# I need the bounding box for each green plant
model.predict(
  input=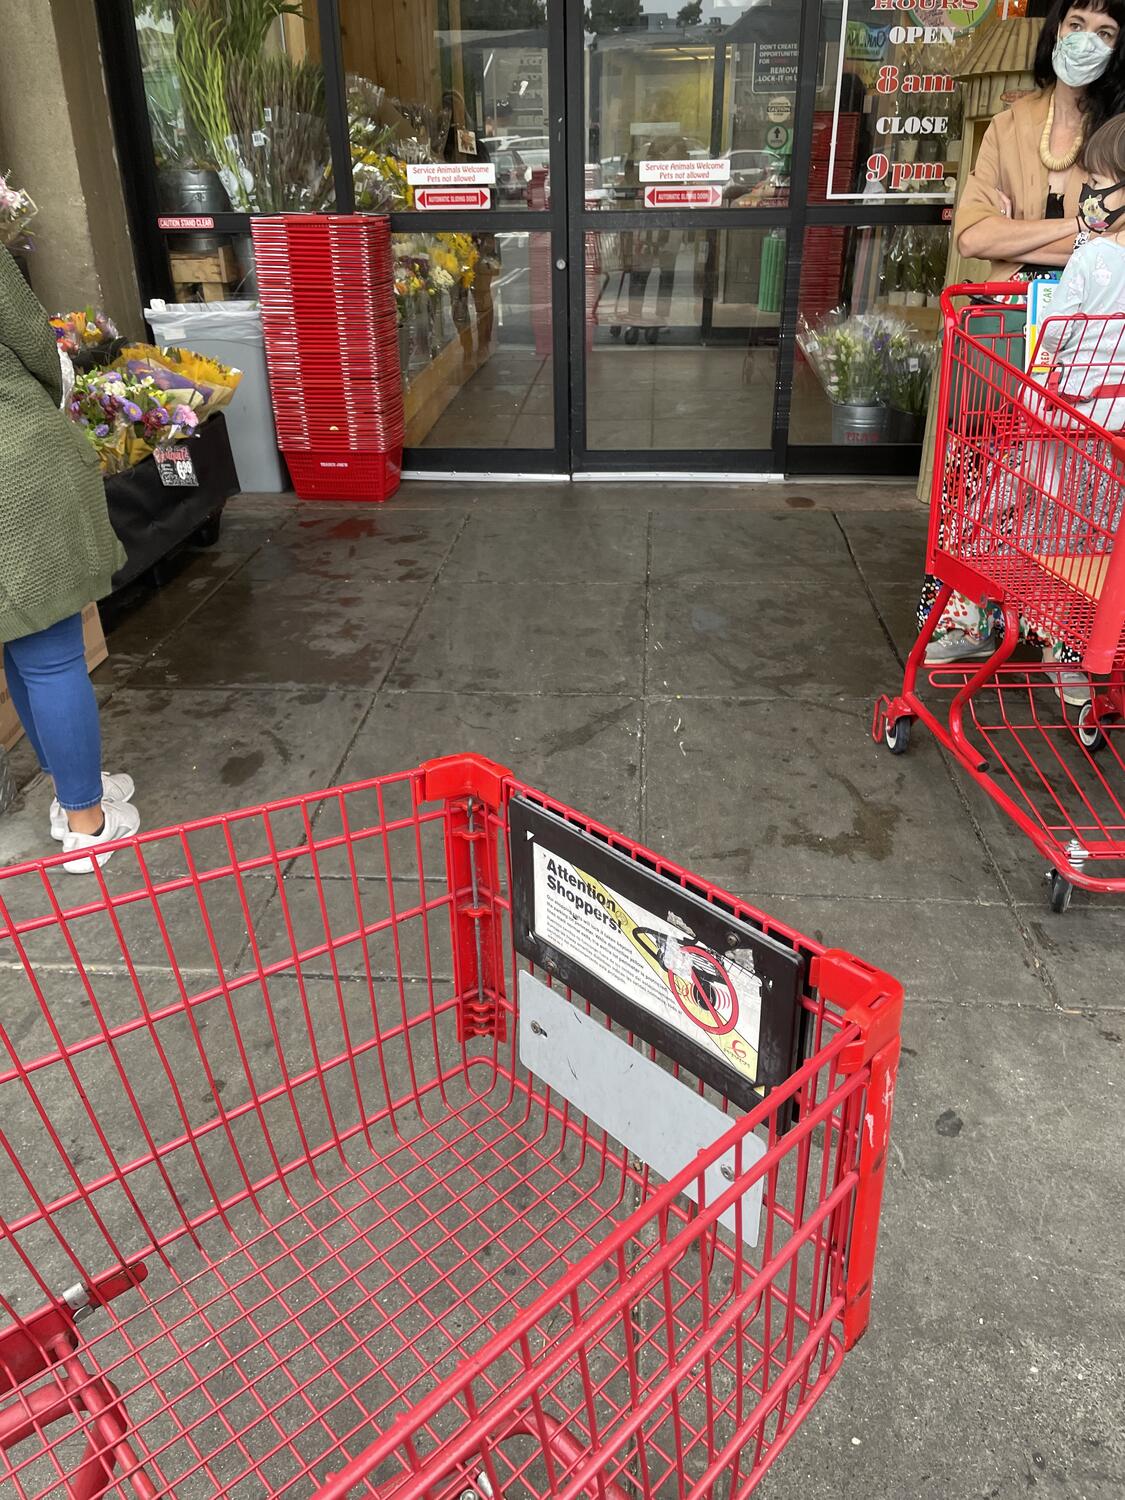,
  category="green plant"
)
[168,0,332,212]
[887,341,937,415]
[175,4,245,197]
[225,51,332,212]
